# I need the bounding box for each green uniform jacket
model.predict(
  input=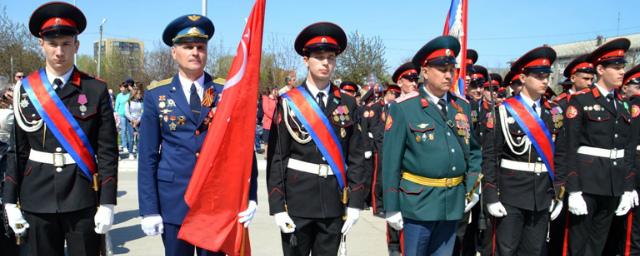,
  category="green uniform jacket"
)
[382,86,481,221]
